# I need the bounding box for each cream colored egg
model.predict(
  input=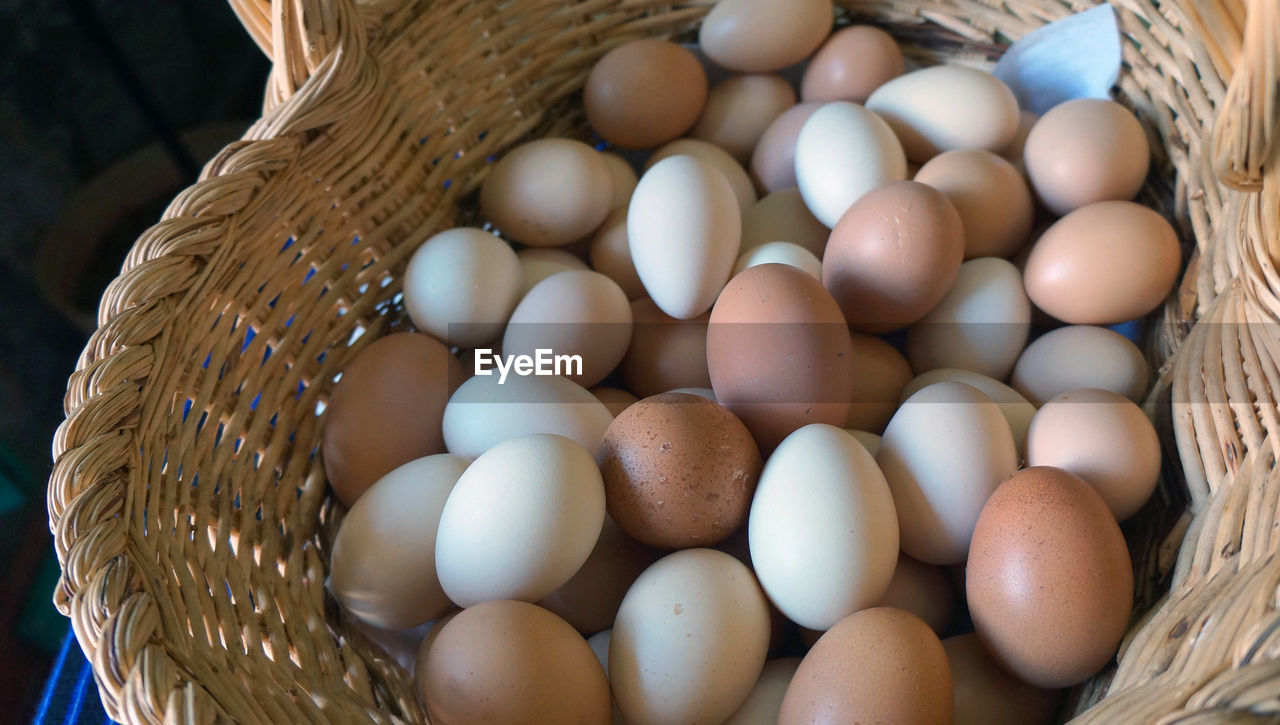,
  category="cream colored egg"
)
[733,241,822,279]
[866,66,1020,163]
[645,138,758,213]
[740,189,831,257]
[1012,325,1148,406]
[877,382,1019,564]
[517,248,590,297]
[725,658,802,725]
[795,101,907,227]
[442,373,612,458]
[749,424,899,629]
[403,228,522,347]
[435,434,605,606]
[901,368,1037,455]
[628,155,742,319]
